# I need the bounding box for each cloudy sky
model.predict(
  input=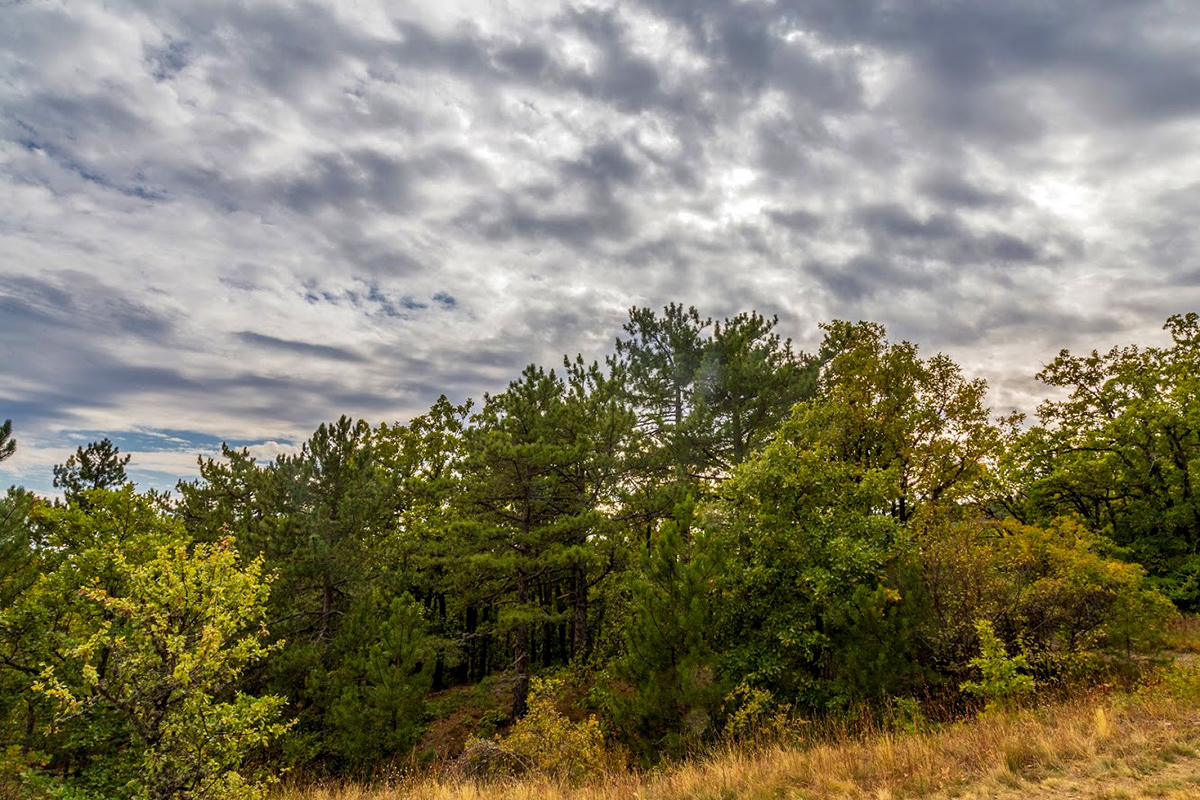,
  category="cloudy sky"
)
[2,0,1199,494]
